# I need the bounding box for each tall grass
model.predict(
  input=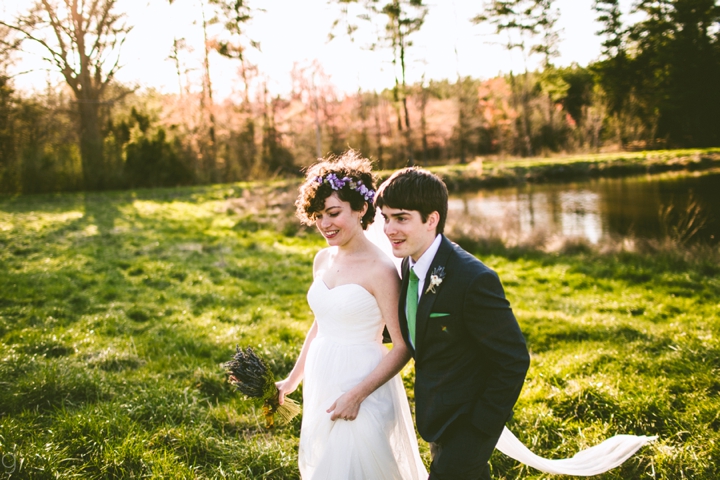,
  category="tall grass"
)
[0,181,718,478]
